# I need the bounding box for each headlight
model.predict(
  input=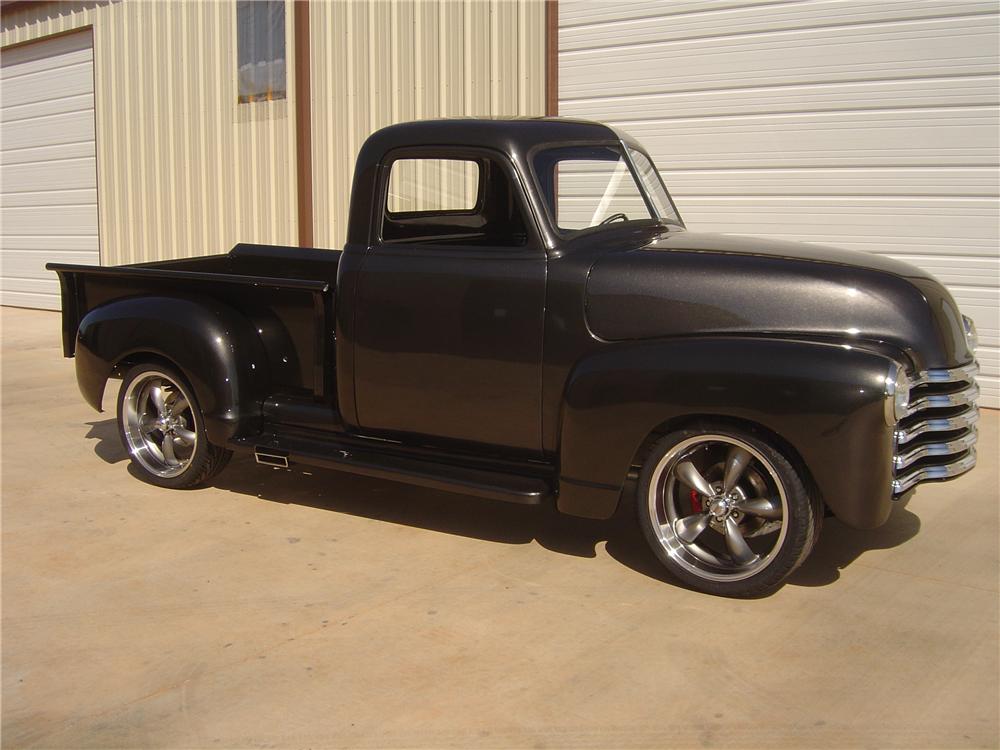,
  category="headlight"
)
[884,361,911,425]
[963,315,978,353]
